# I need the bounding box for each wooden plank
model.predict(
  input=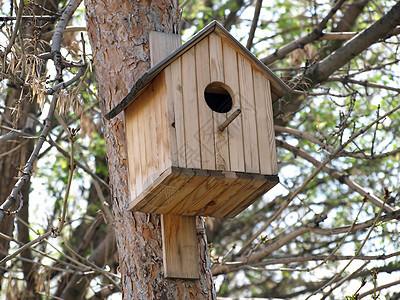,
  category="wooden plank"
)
[170,57,186,168]
[195,37,216,170]
[136,168,188,213]
[225,178,278,218]
[185,174,238,216]
[200,176,248,216]
[213,101,231,170]
[138,90,151,196]
[125,104,140,200]
[147,169,196,214]
[210,176,254,218]
[164,169,210,215]
[149,31,181,66]
[262,74,278,174]
[173,174,224,215]
[149,32,181,169]
[153,72,168,173]
[128,167,175,211]
[253,71,277,174]
[223,41,245,172]
[164,66,178,166]
[253,70,272,174]
[209,33,230,170]
[143,82,157,190]
[132,93,147,197]
[210,174,264,218]
[181,48,201,169]
[238,54,260,173]
[209,33,224,82]
[161,215,199,279]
